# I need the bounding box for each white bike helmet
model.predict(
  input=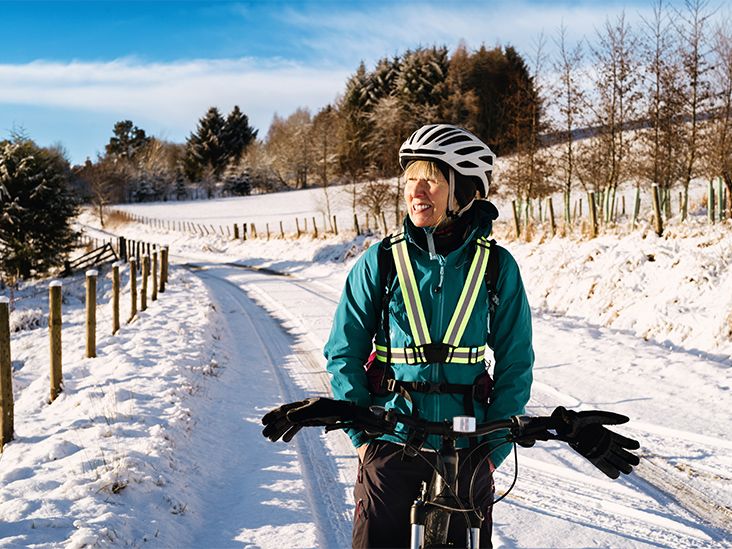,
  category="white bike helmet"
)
[399,124,495,218]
